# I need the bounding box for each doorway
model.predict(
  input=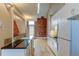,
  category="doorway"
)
[28,21,35,42]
